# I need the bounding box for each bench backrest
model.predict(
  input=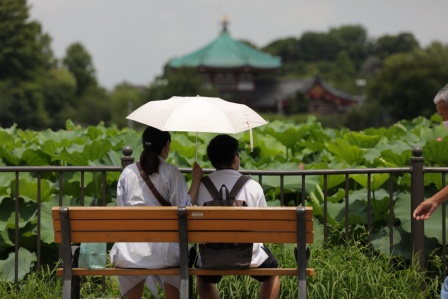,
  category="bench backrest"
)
[52,206,313,245]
